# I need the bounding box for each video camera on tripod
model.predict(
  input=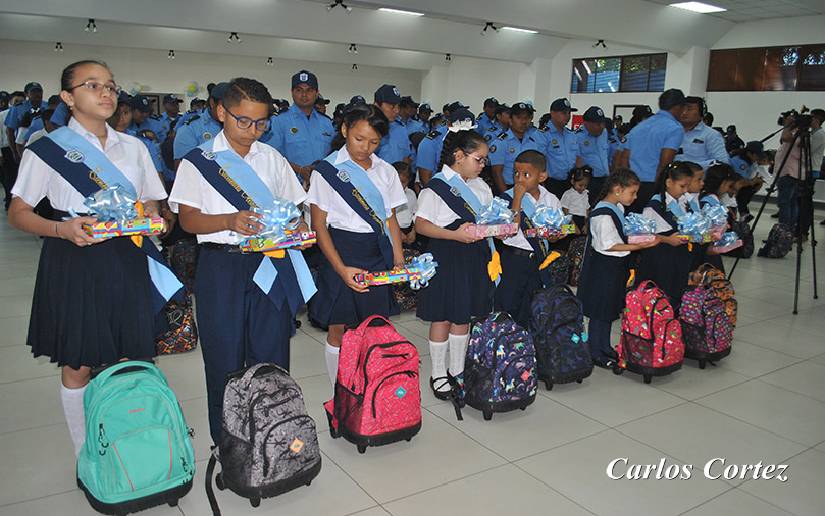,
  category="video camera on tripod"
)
[777,105,812,130]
